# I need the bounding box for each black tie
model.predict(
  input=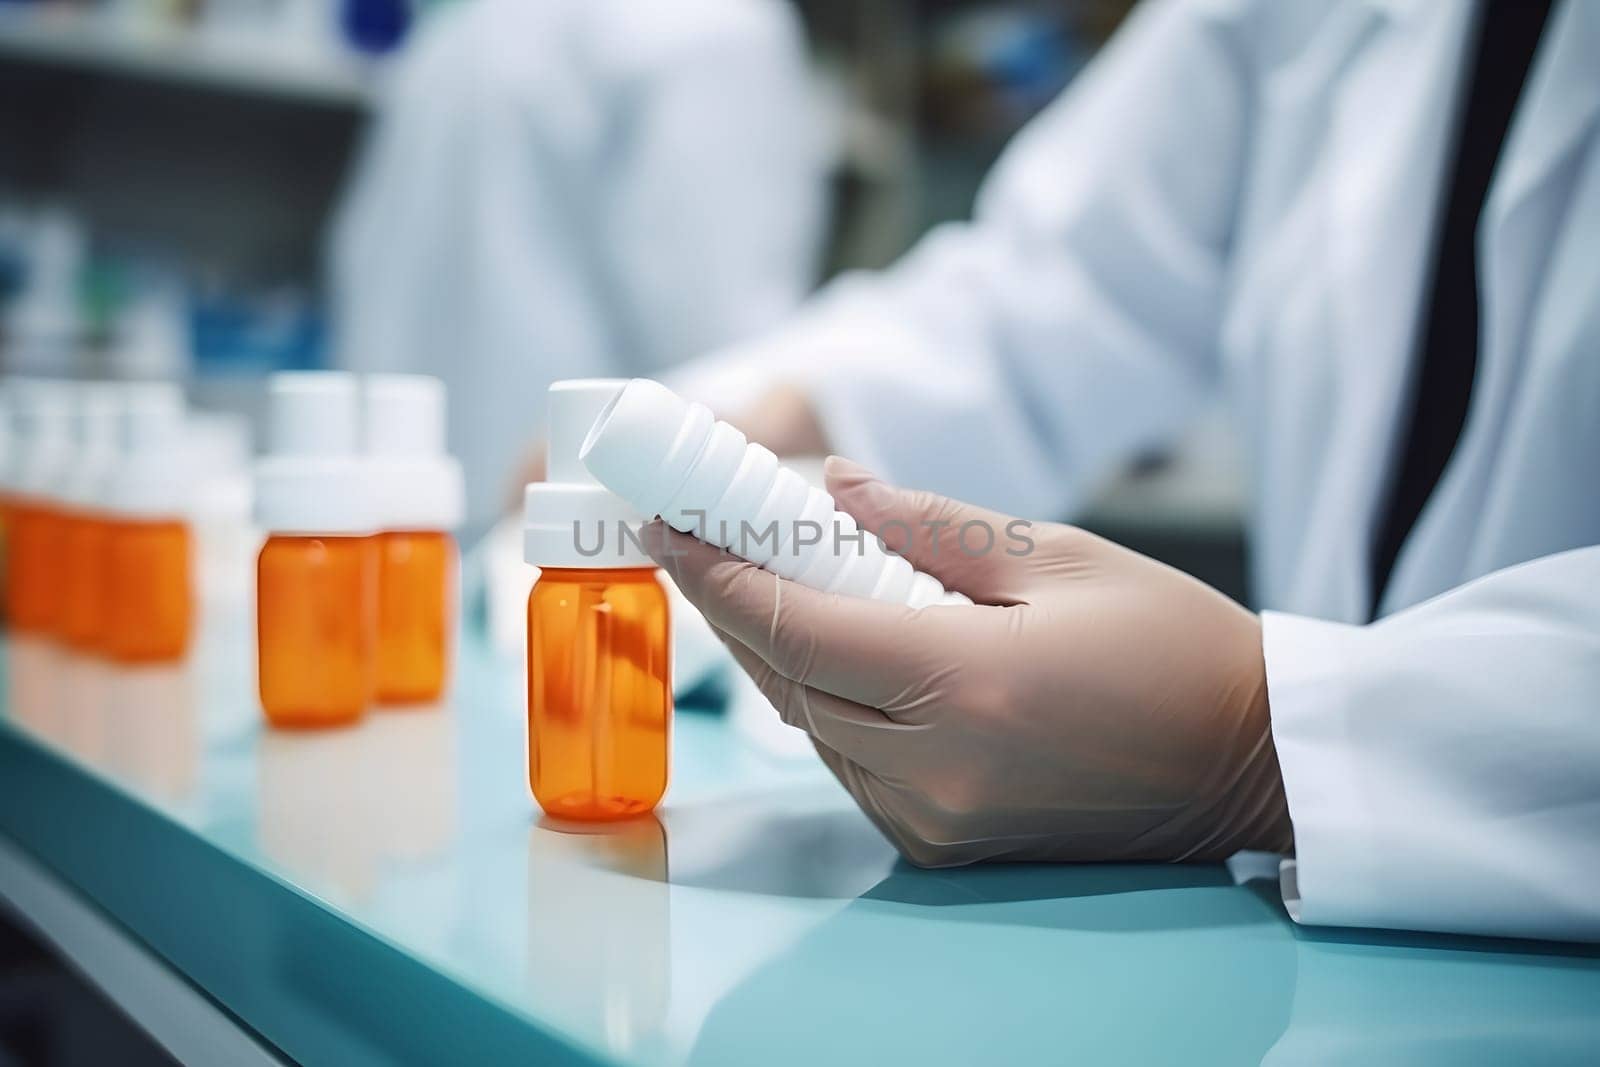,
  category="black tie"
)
[1368,0,1554,617]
